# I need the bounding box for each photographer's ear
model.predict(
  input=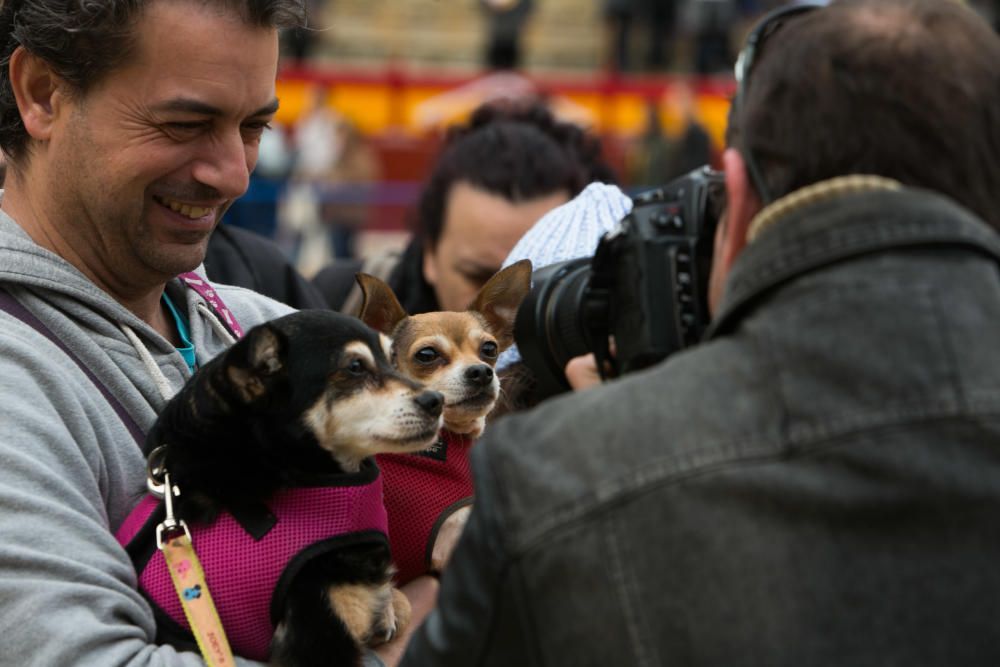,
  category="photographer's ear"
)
[709,148,761,313]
